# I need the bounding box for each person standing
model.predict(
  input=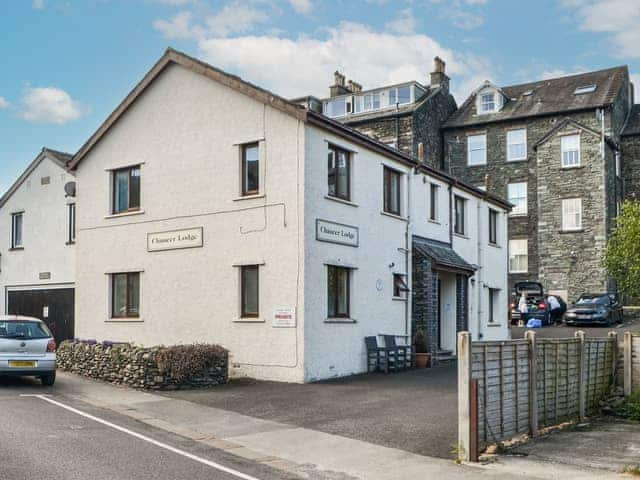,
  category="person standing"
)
[547,294,562,325]
[518,292,528,327]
